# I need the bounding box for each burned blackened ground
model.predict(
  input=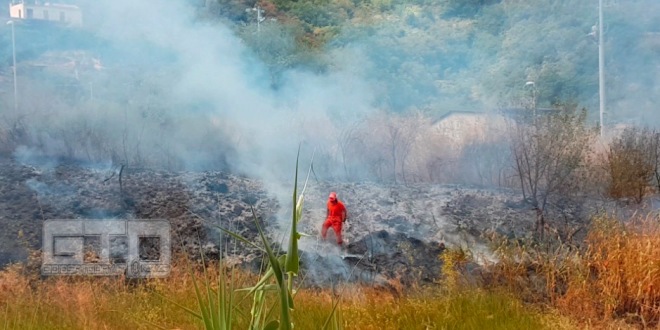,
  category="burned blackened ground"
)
[347,230,446,285]
[0,160,43,266]
[0,156,615,285]
[290,183,537,286]
[0,158,276,268]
